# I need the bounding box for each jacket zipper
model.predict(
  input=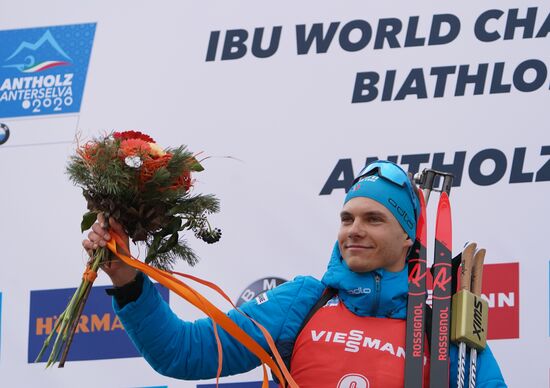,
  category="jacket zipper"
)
[371,272,381,315]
